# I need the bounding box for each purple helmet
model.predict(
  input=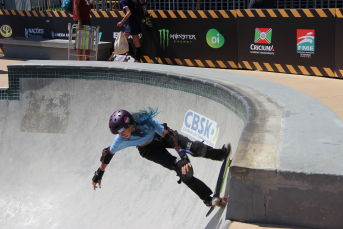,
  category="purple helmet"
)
[109,109,134,134]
